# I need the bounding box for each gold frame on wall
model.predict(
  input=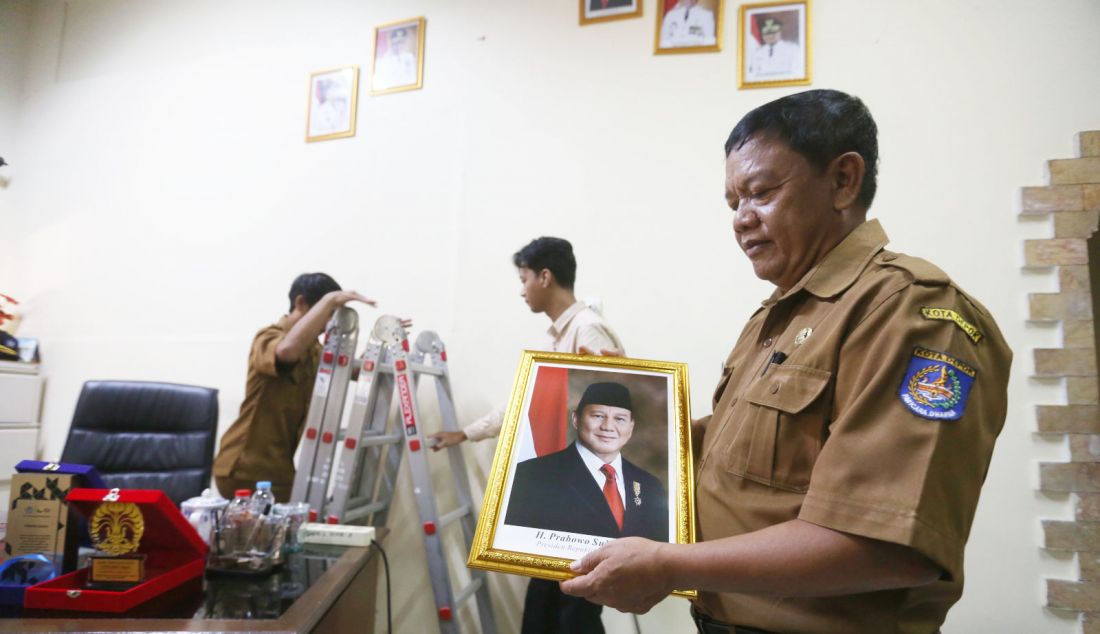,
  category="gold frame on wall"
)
[467,350,696,598]
[370,17,426,96]
[653,0,724,55]
[305,66,359,143]
[579,0,643,25]
[737,0,812,89]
